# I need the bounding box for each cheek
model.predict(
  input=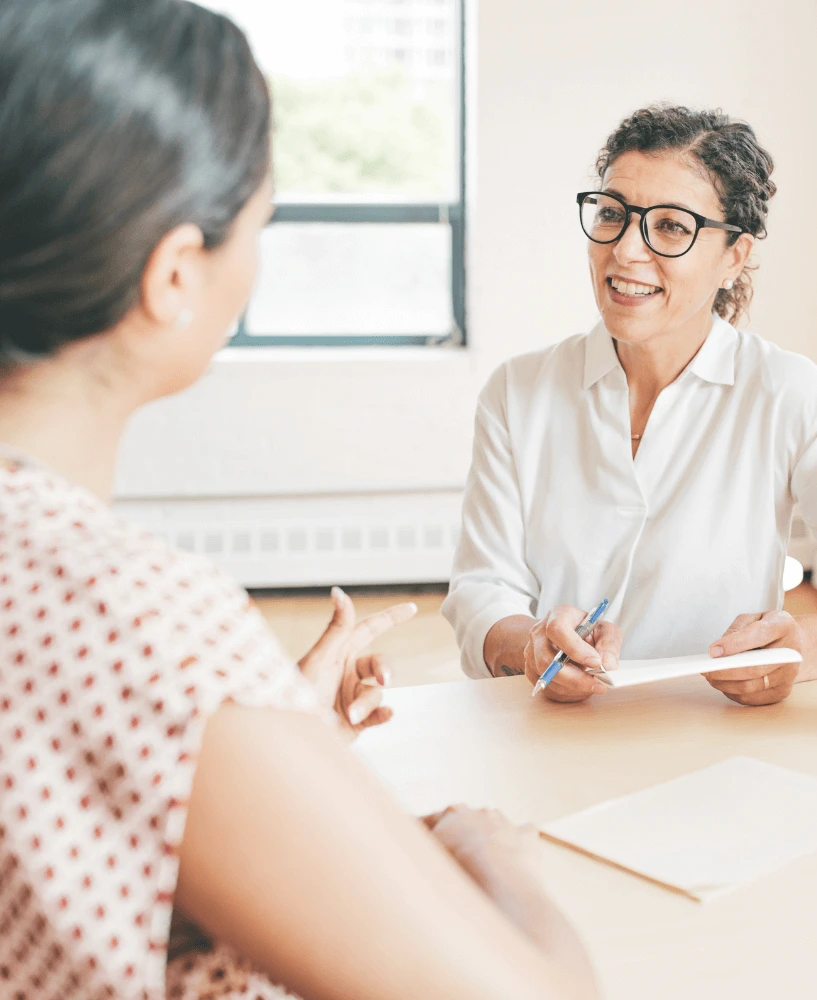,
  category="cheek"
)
[223,235,262,314]
[587,244,609,283]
